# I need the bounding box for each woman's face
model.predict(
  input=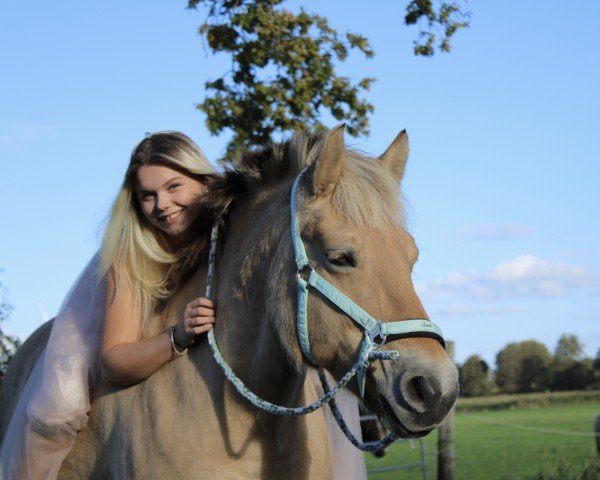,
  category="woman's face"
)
[135,164,207,242]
